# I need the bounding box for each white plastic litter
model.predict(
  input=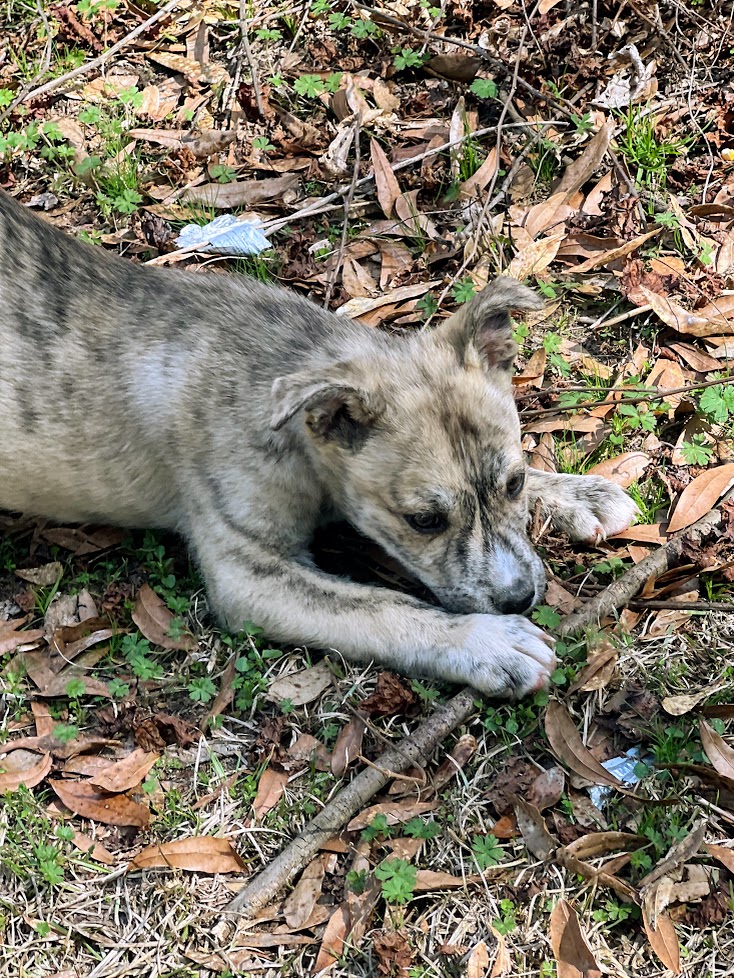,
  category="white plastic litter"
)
[588,746,646,810]
[176,214,270,256]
